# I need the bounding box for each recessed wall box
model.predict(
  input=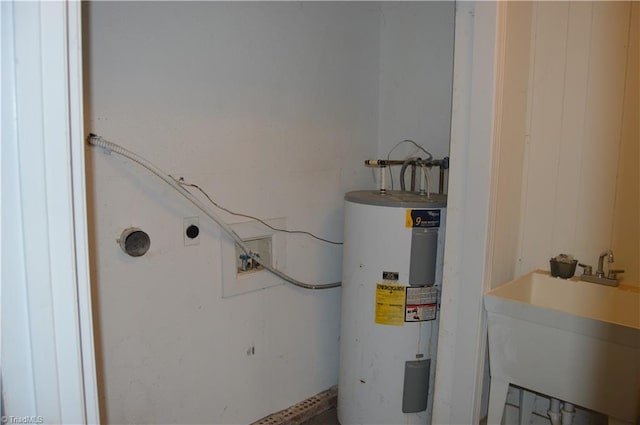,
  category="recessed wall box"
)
[221,218,285,298]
